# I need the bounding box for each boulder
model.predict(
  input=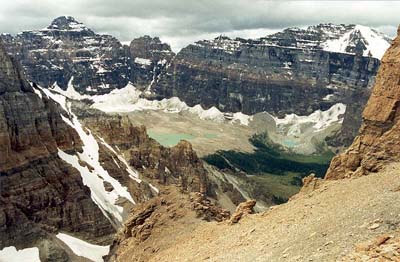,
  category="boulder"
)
[229,199,256,224]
